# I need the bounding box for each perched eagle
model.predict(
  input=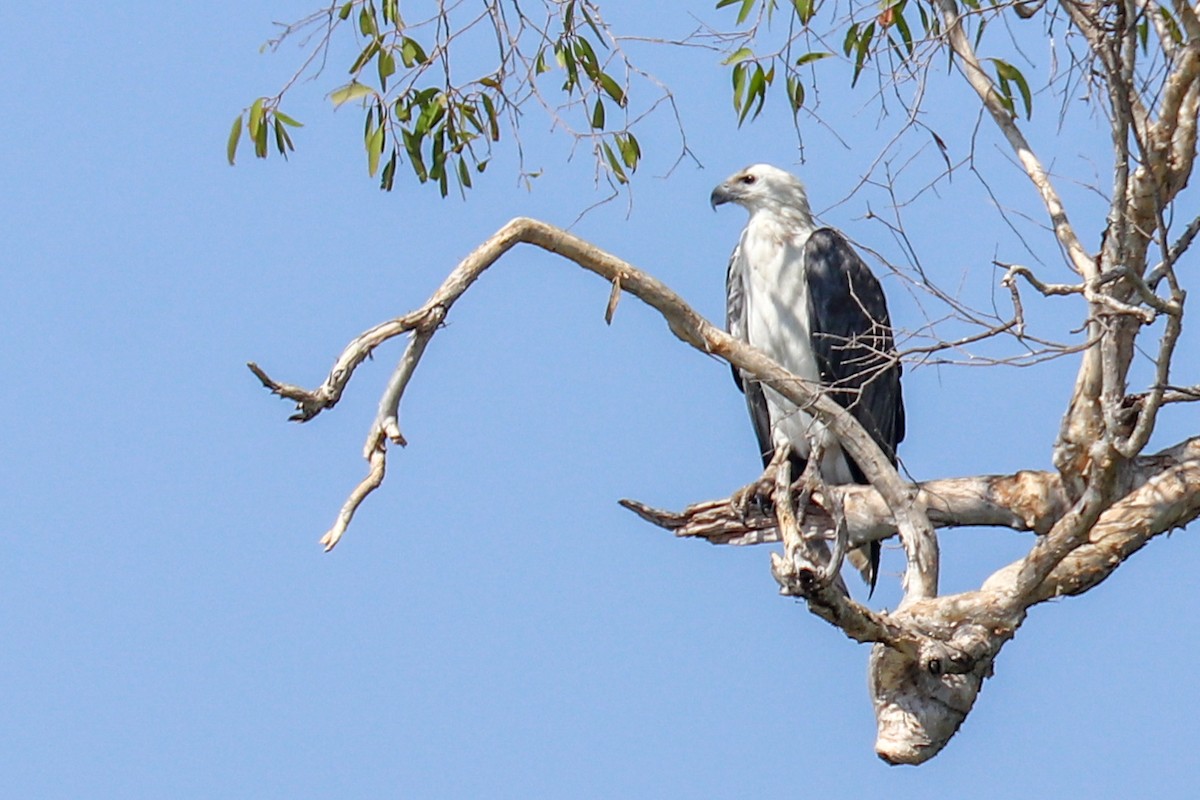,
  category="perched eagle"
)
[711,164,905,594]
